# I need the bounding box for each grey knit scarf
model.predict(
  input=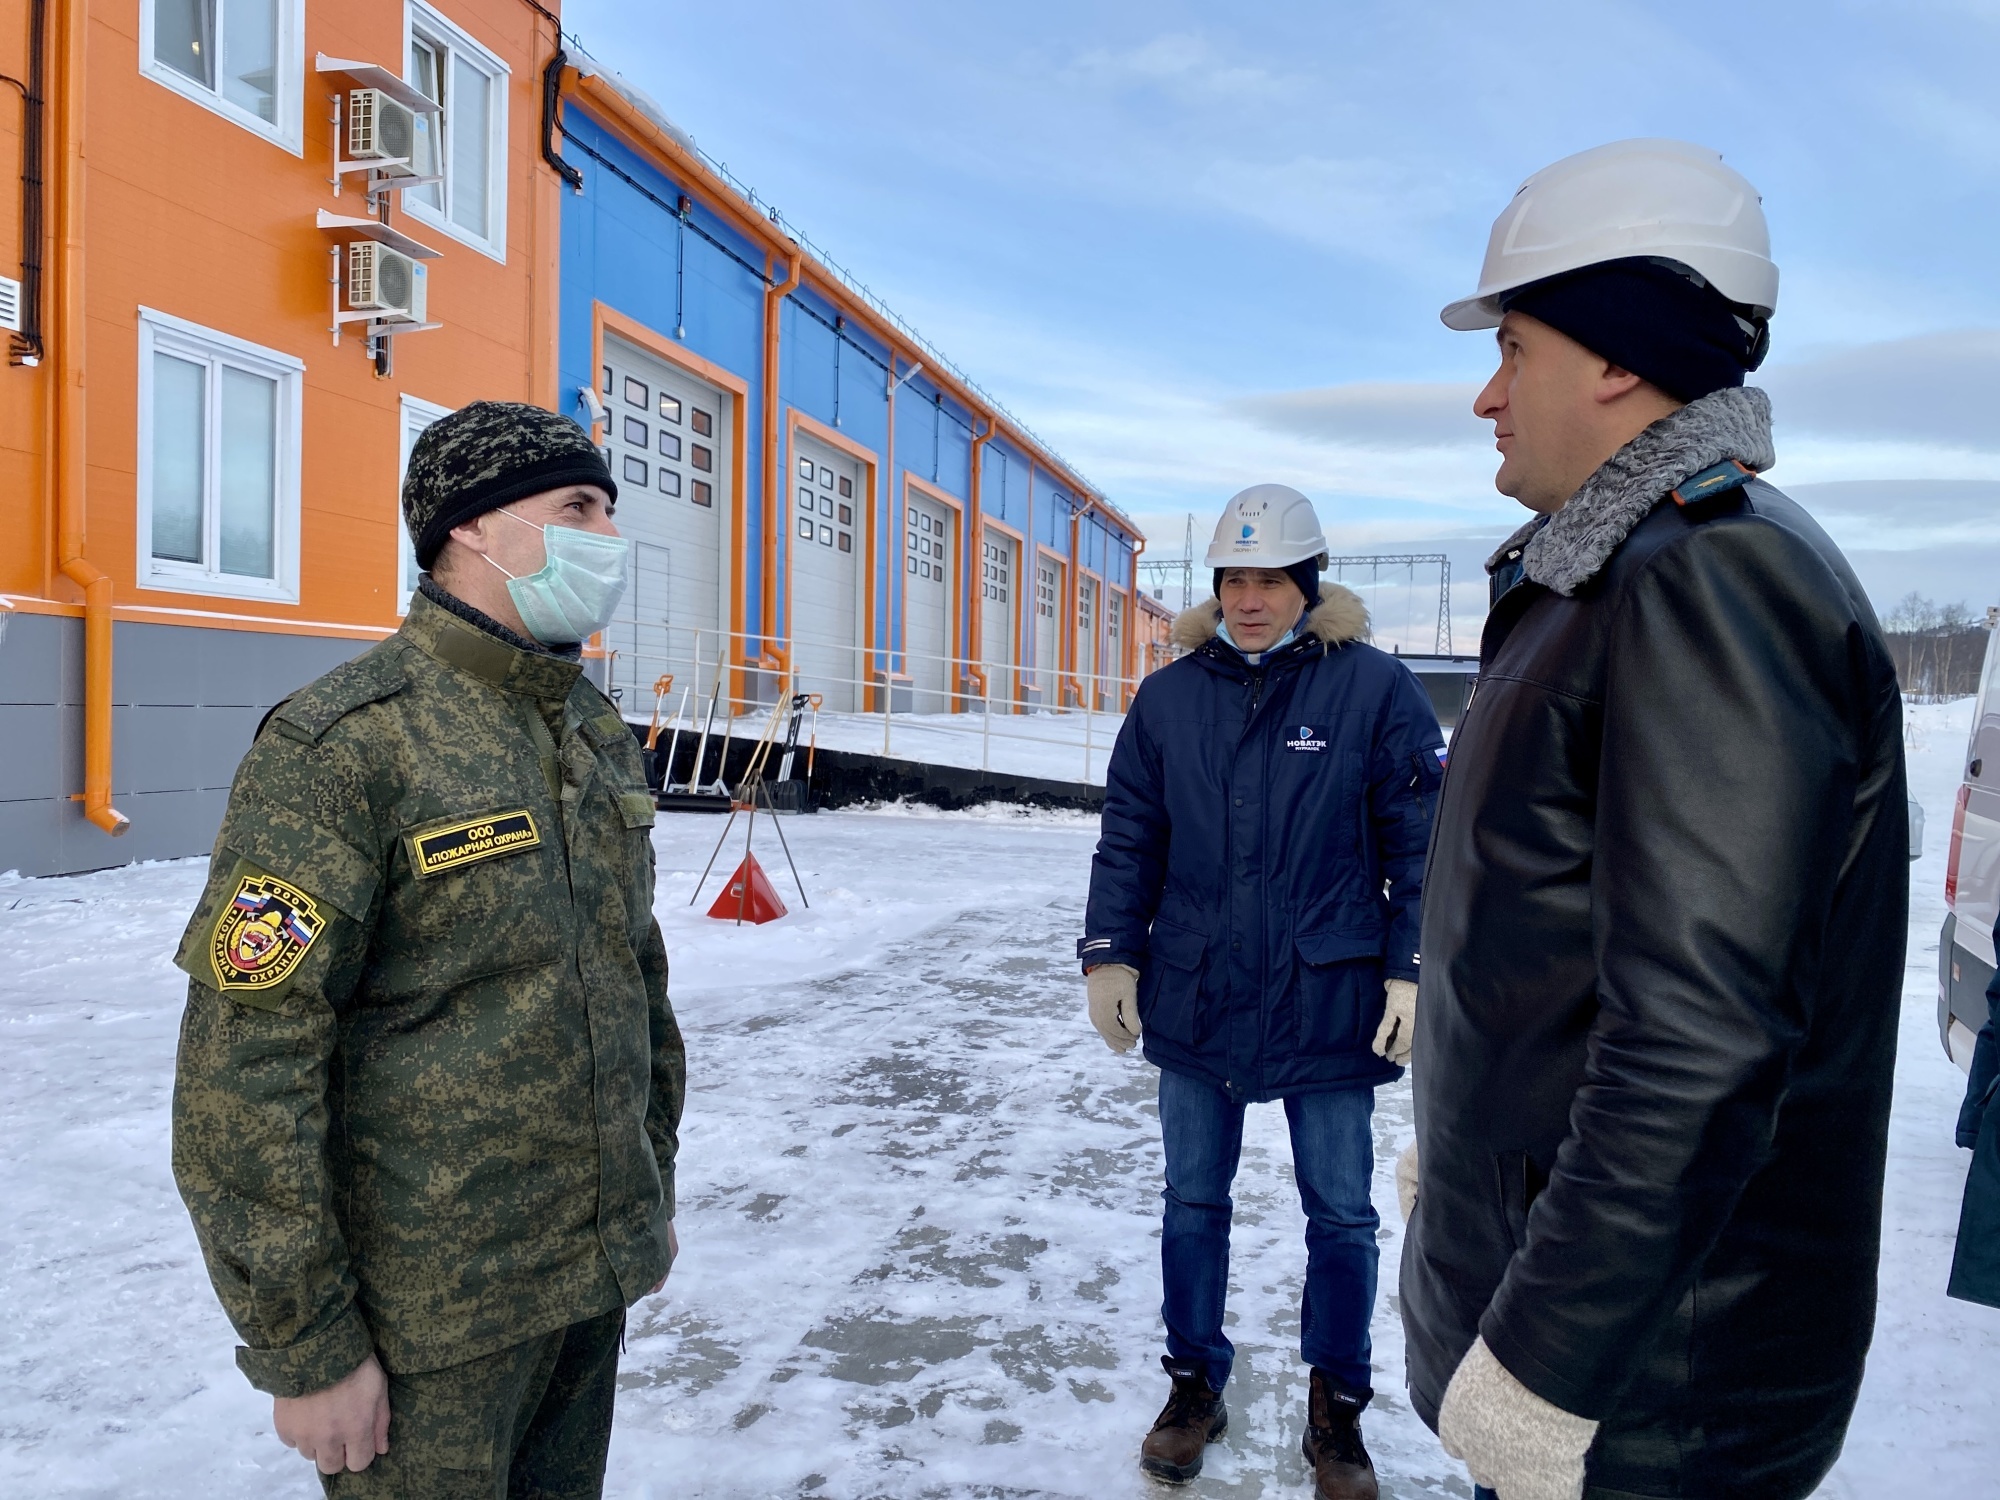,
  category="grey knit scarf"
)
[1485,385,1776,597]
